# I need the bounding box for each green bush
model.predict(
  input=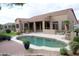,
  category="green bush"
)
[16,32,21,35]
[70,41,79,54]
[23,40,30,49]
[6,29,11,33]
[60,48,68,55]
[0,33,11,42]
[73,36,79,43]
